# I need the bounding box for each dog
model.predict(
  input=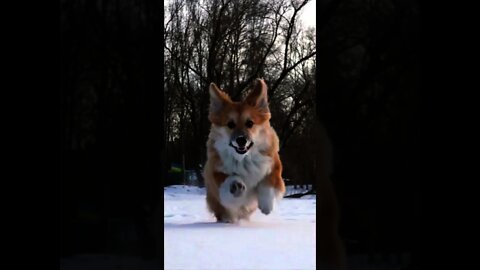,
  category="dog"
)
[203,79,285,223]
